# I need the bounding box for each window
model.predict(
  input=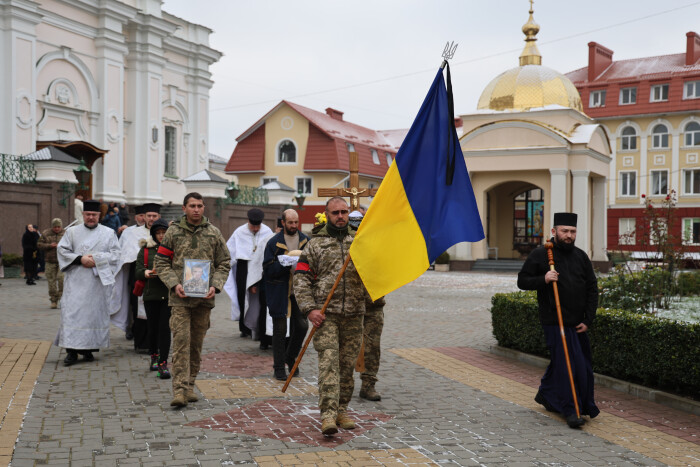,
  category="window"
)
[385,153,393,166]
[261,176,278,186]
[619,87,637,105]
[684,80,700,99]
[277,140,296,163]
[650,84,669,102]
[164,125,177,176]
[684,121,700,147]
[650,170,668,195]
[651,124,669,149]
[295,177,312,195]
[371,149,380,165]
[684,168,700,195]
[683,218,700,244]
[650,218,667,245]
[589,90,606,107]
[620,126,637,151]
[618,218,636,245]
[619,171,637,196]
[346,143,355,153]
